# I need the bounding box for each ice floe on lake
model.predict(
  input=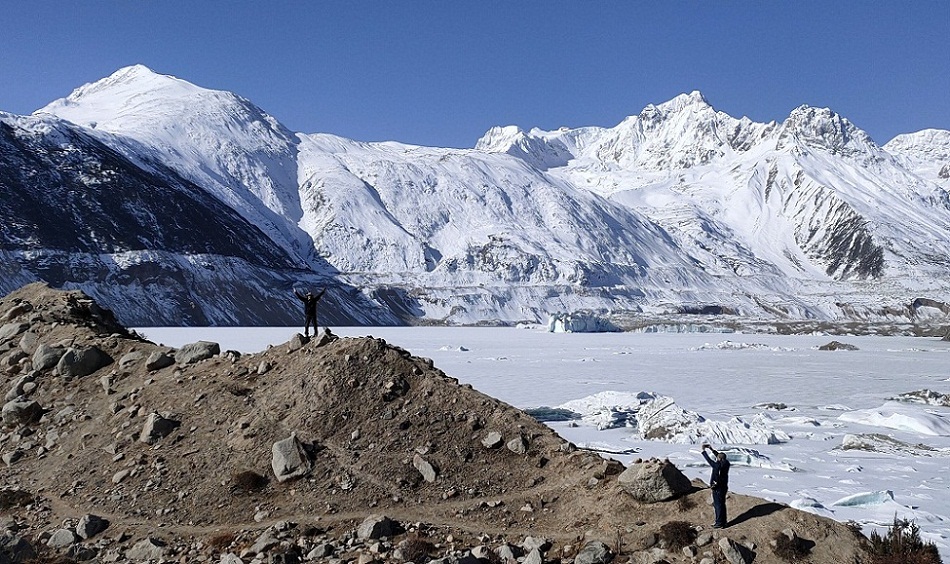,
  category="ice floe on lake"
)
[837,402,950,436]
[546,391,790,444]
